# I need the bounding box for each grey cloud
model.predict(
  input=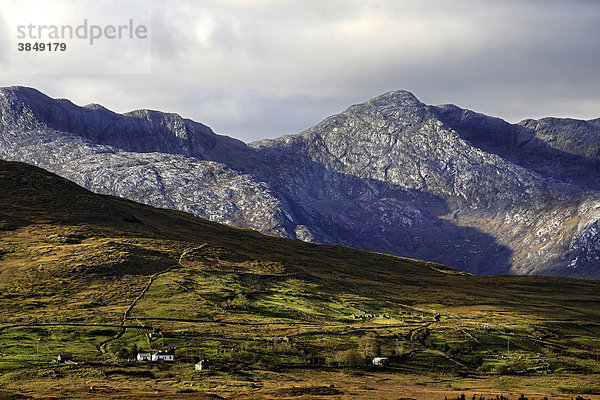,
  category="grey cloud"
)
[0,11,10,65]
[1,0,598,142]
